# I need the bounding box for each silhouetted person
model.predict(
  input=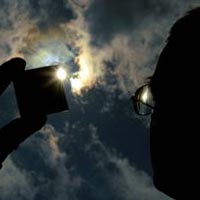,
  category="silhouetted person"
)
[132,8,200,199]
[0,58,47,169]
[149,8,200,199]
